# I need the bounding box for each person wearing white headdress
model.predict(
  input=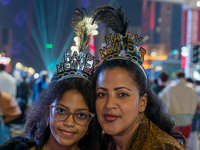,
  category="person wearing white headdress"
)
[33,70,48,100]
[0,64,16,98]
